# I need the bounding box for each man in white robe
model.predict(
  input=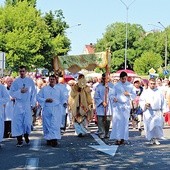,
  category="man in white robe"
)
[56,77,69,132]
[139,78,167,145]
[0,84,10,146]
[94,73,114,139]
[4,77,14,138]
[37,75,63,147]
[10,66,36,147]
[109,71,136,145]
